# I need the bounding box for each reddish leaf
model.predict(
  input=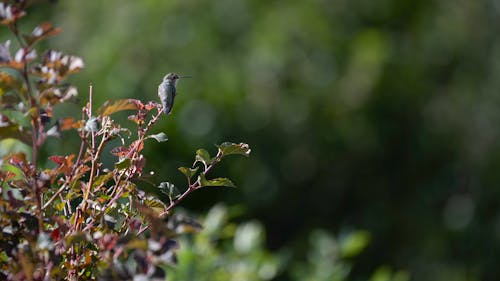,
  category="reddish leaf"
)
[72,119,84,129]
[111,146,130,157]
[131,139,144,153]
[49,155,65,165]
[145,101,159,111]
[127,114,141,124]
[50,228,61,241]
[98,99,141,116]
[23,22,62,46]
[58,117,75,131]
